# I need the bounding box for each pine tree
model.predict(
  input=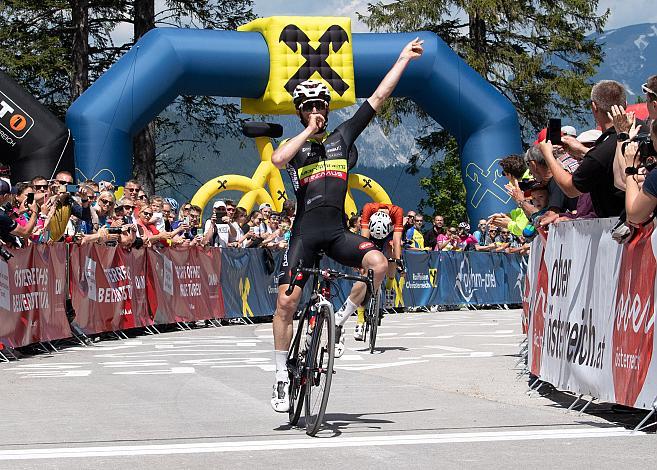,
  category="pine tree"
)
[359,0,608,216]
[0,1,255,194]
